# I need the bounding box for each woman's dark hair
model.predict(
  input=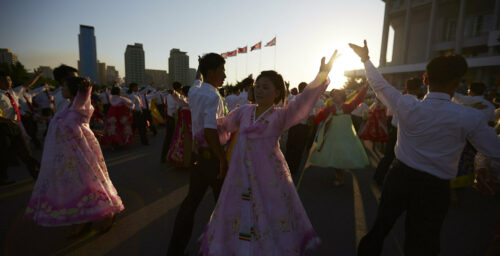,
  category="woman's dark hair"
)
[53,64,78,84]
[172,81,182,90]
[331,89,347,102]
[248,86,255,103]
[64,76,90,97]
[181,86,190,97]
[111,86,121,95]
[405,77,422,91]
[469,82,486,96]
[426,55,467,90]
[256,70,286,105]
[199,53,225,78]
